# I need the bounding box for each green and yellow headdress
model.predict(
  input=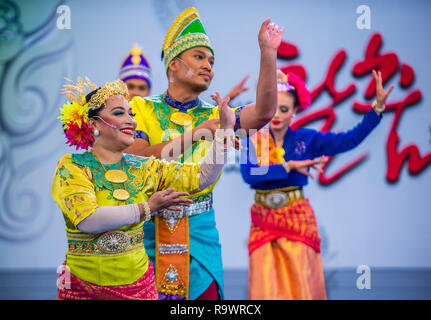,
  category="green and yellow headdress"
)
[162,7,214,71]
